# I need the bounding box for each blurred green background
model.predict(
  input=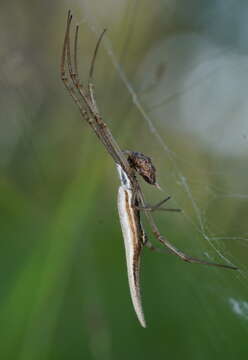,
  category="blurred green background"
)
[1,1,248,359]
